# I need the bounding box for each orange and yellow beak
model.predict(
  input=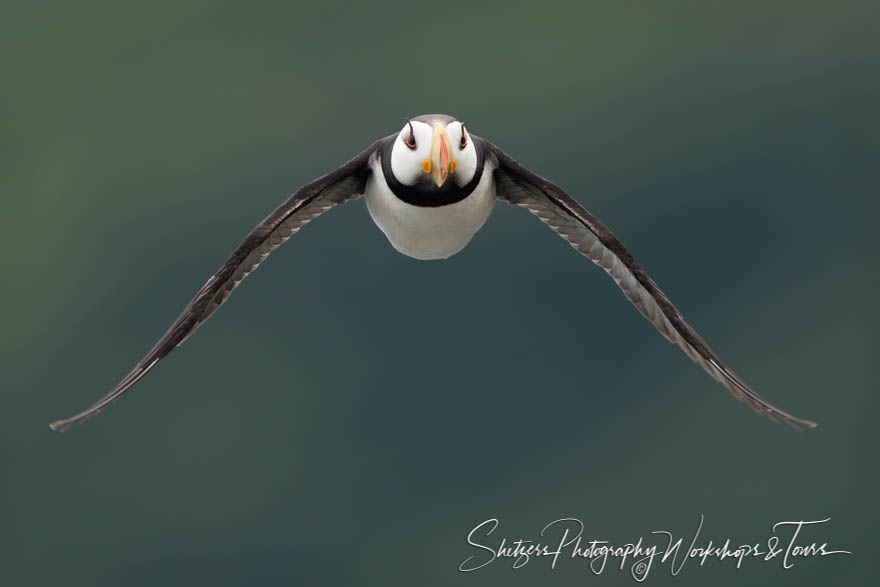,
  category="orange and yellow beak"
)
[422,123,456,187]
